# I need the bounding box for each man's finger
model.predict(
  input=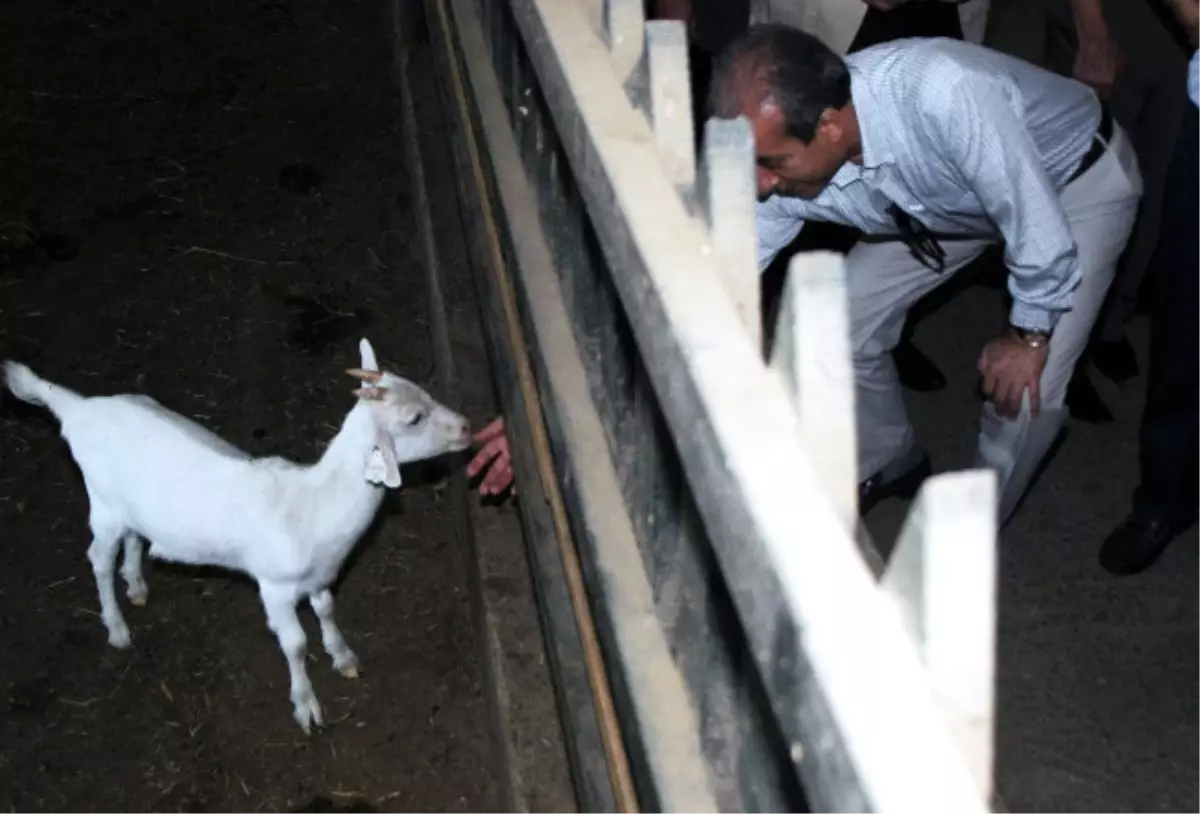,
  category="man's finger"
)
[473,417,505,444]
[466,437,506,477]
[482,465,513,496]
[993,379,1008,416]
[465,452,488,478]
[998,379,1017,418]
[481,454,512,494]
[982,370,997,398]
[465,450,491,478]
[479,435,508,459]
[1028,377,1041,417]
